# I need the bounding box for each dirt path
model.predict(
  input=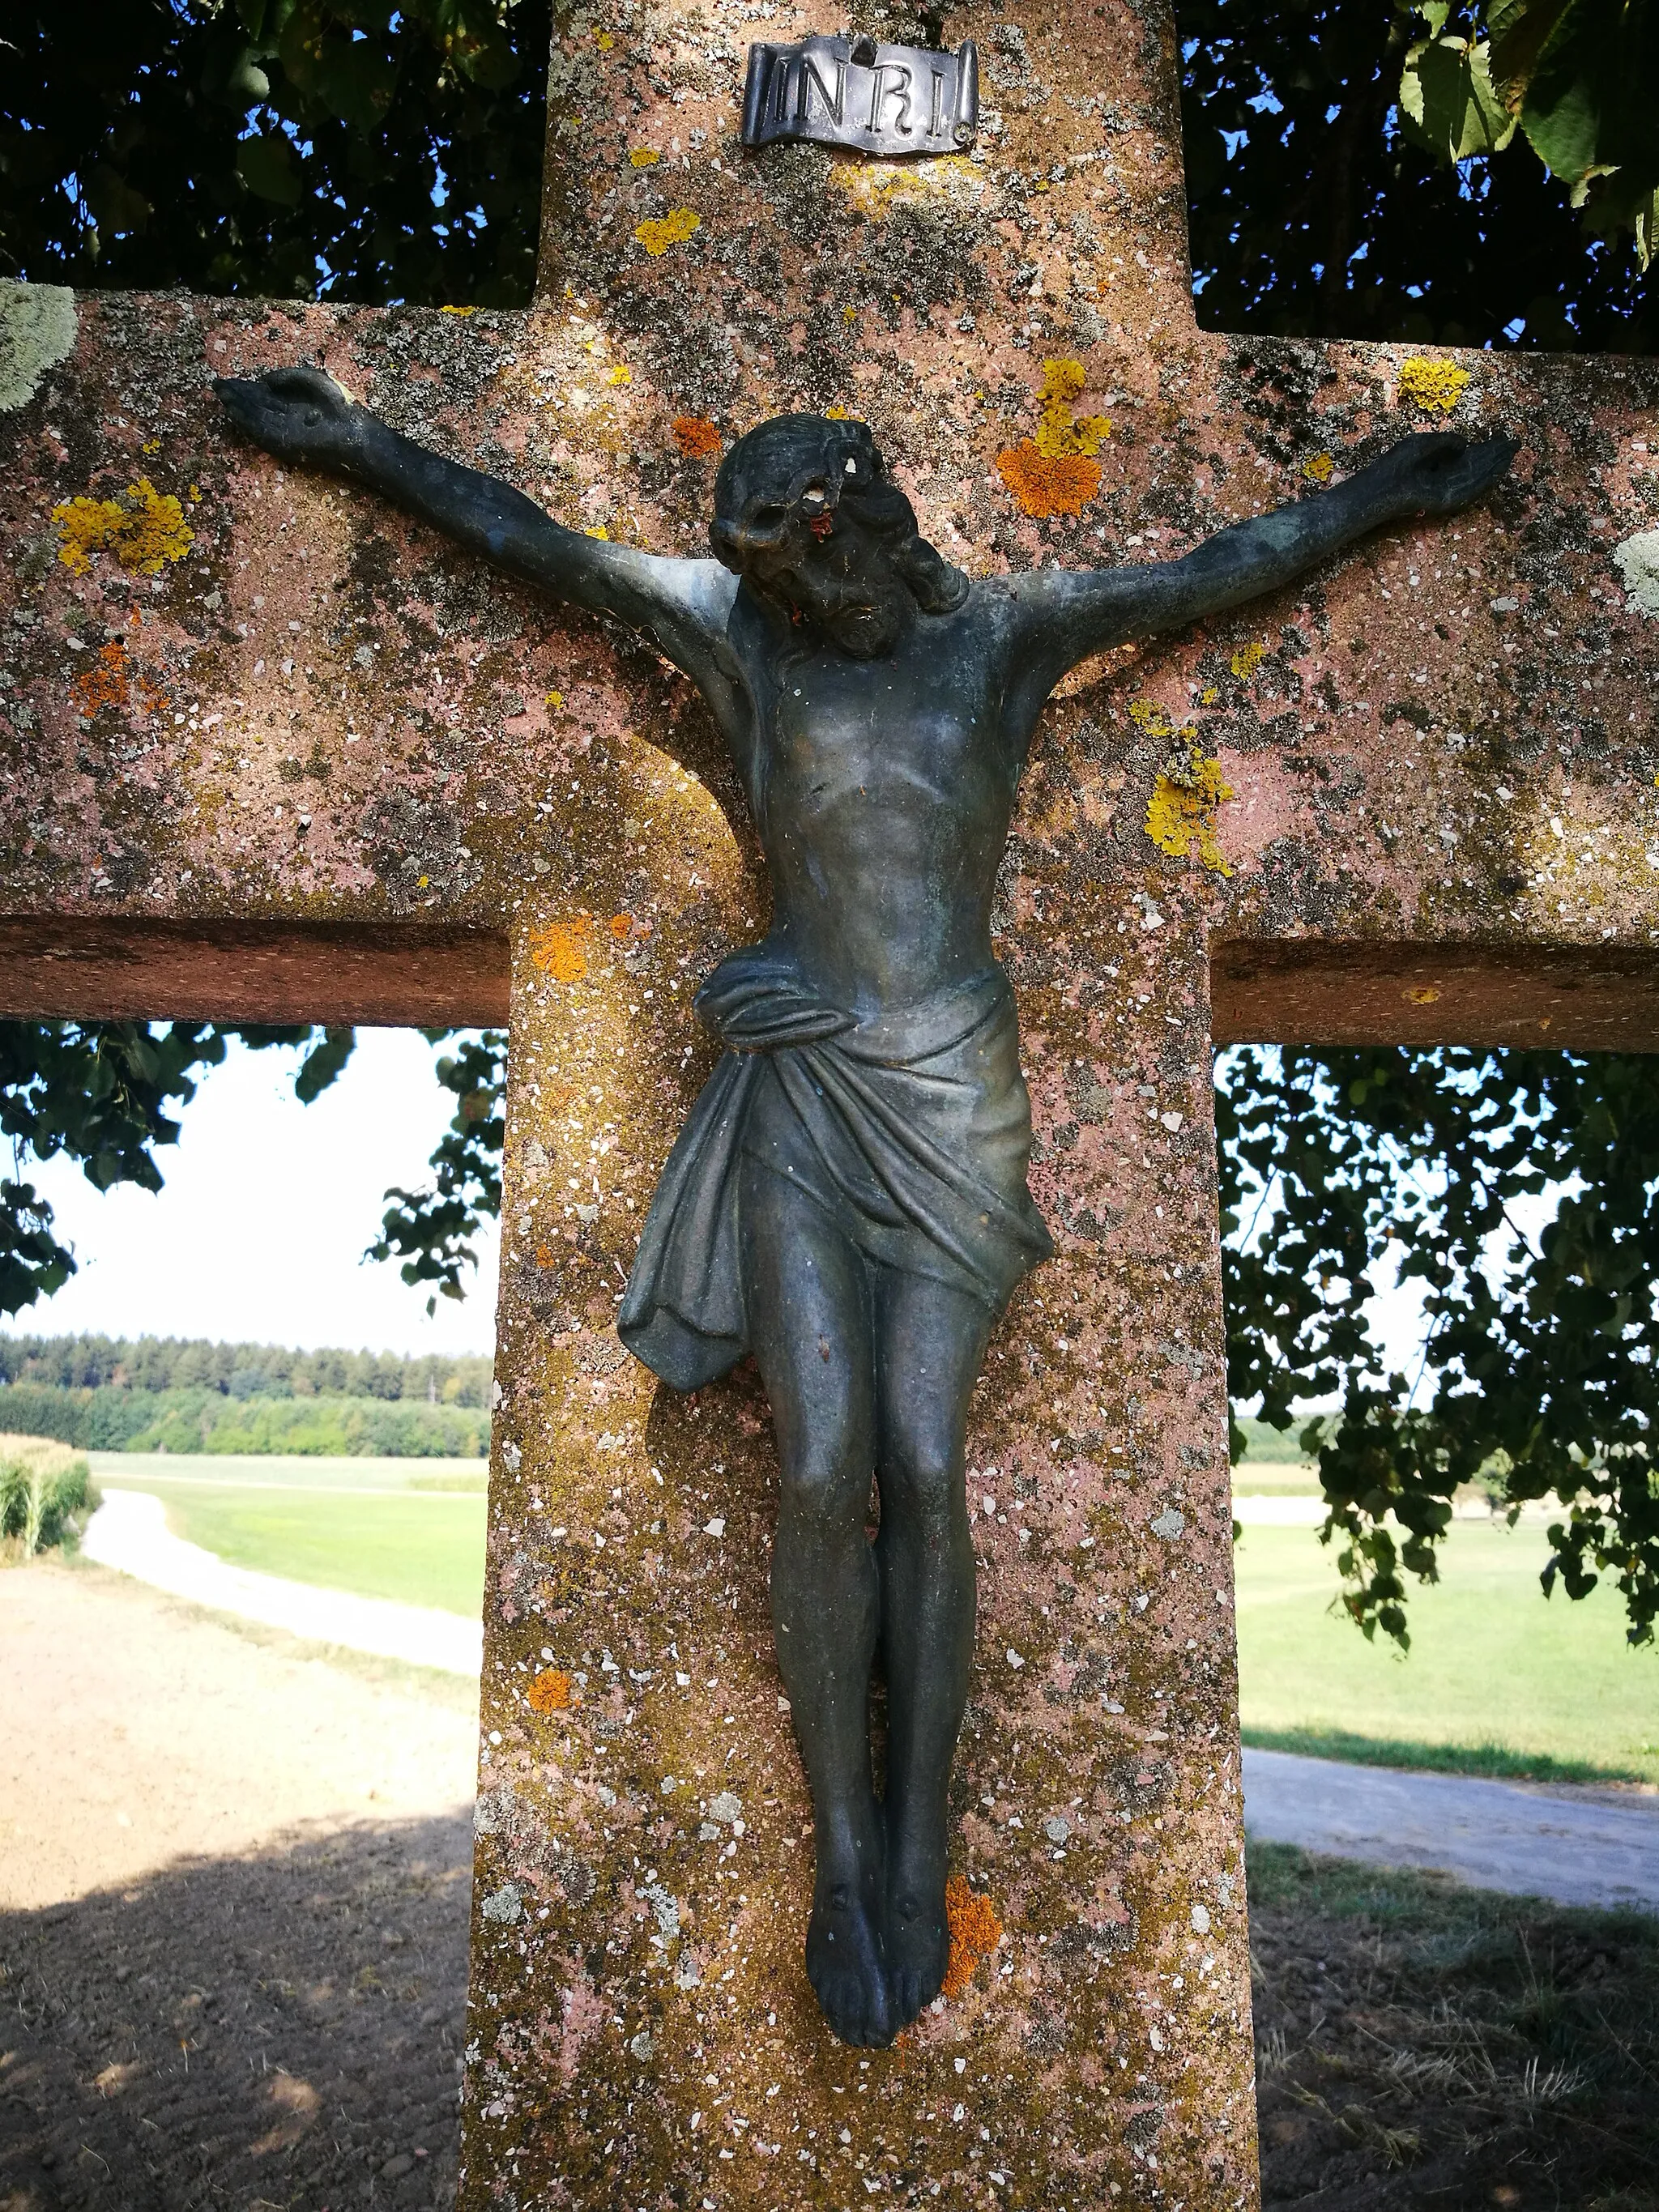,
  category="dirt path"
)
[1244,1745,1659,1912]
[0,1561,477,2210]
